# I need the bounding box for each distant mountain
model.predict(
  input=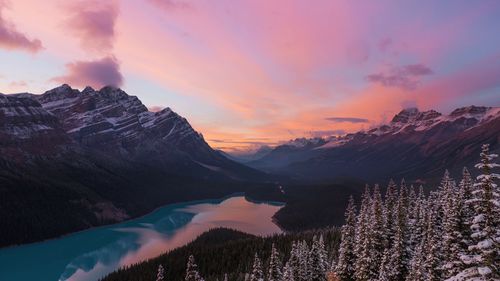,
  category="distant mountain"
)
[0,85,266,247]
[223,145,274,163]
[248,106,500,183]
